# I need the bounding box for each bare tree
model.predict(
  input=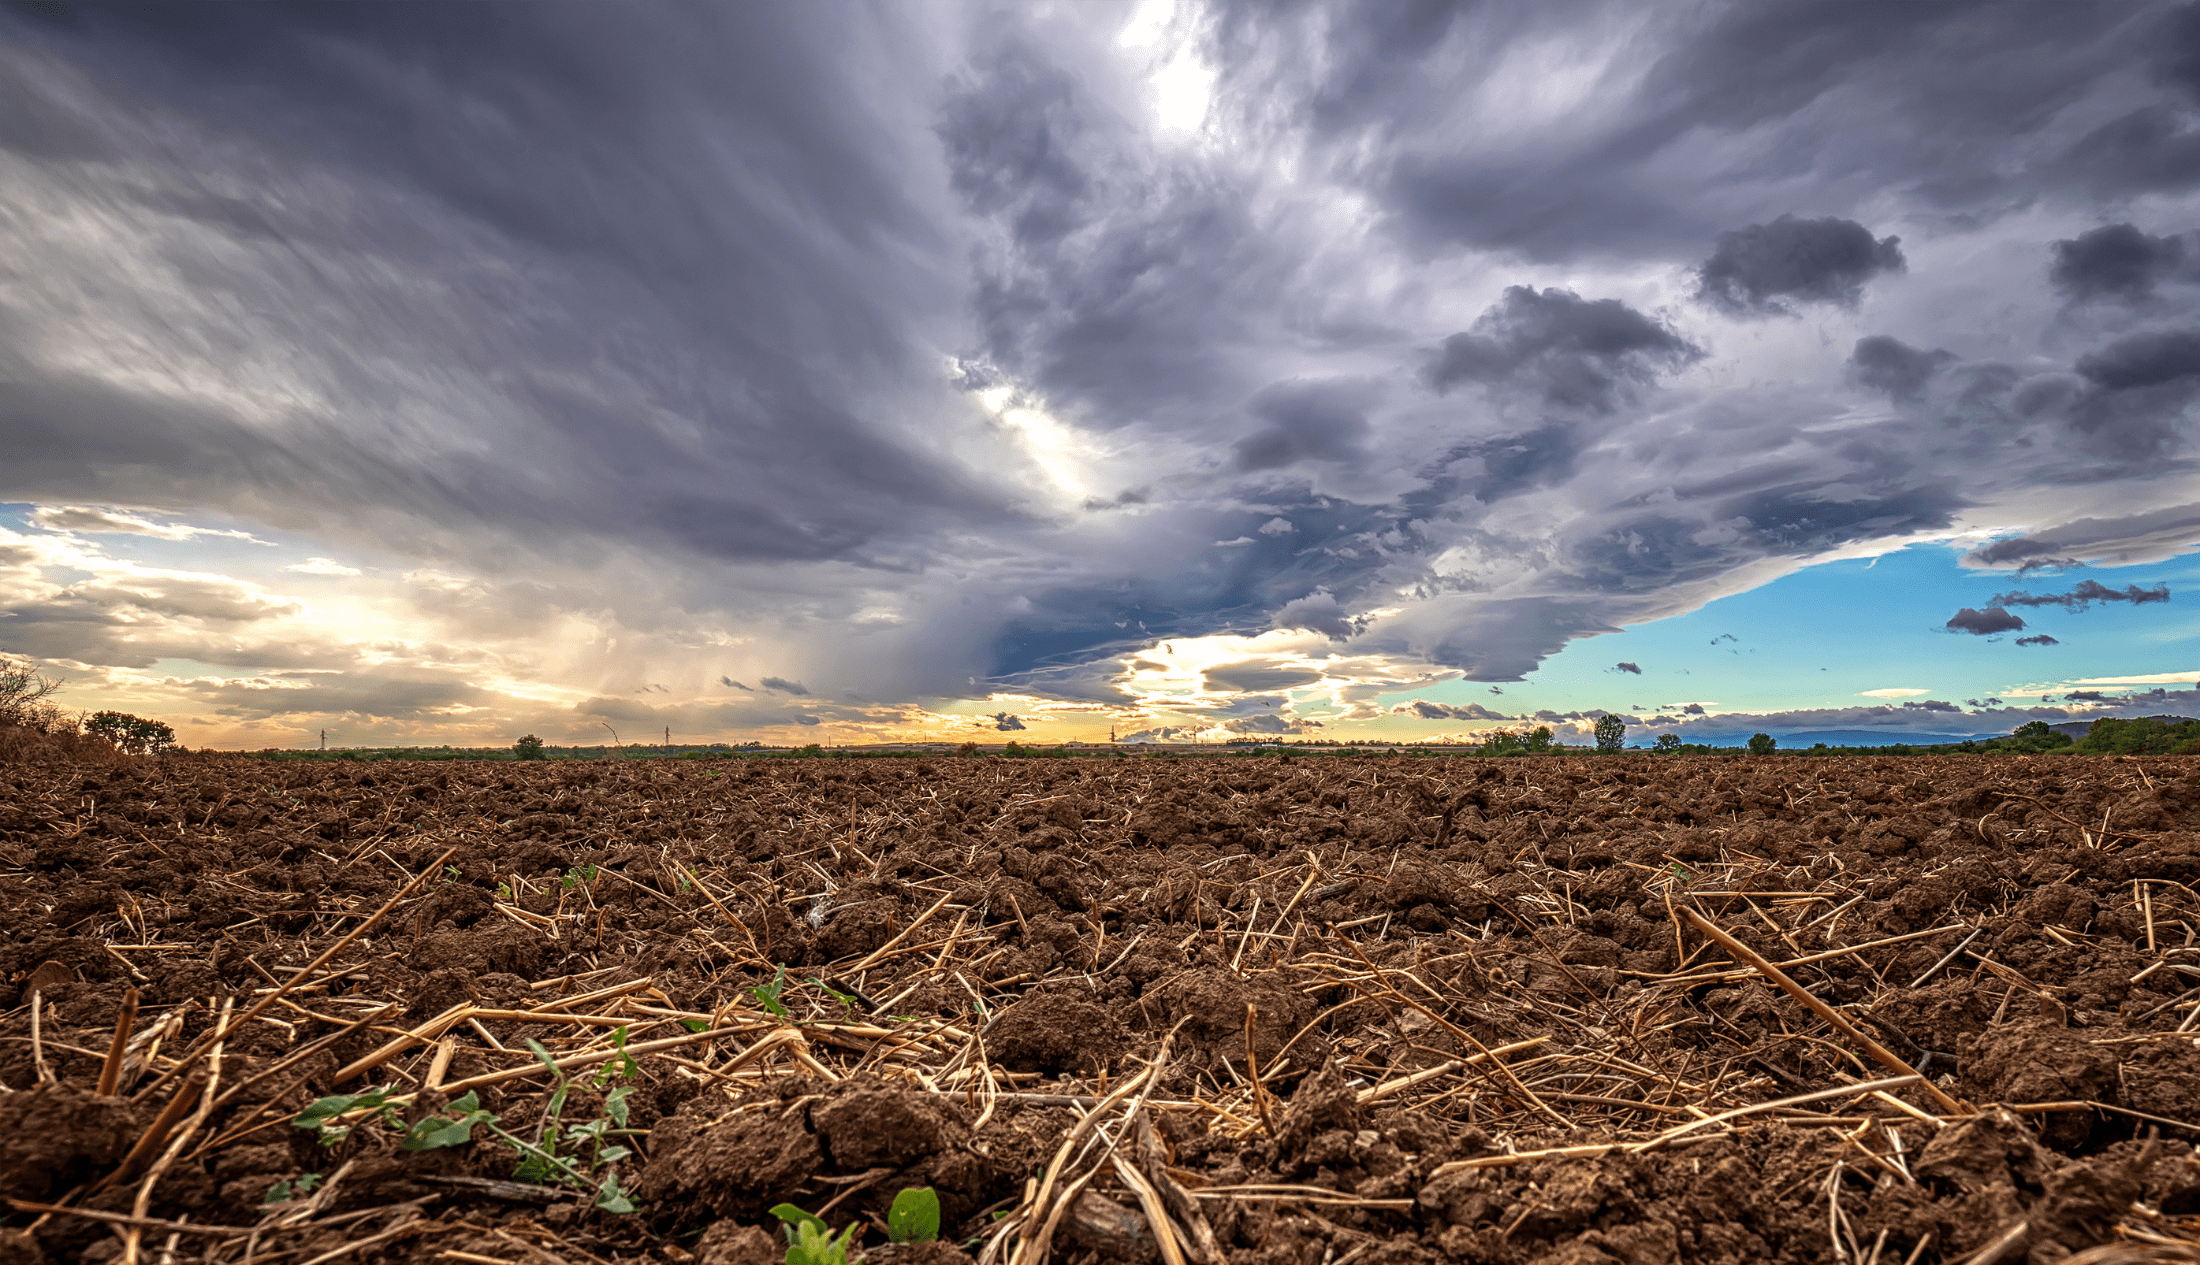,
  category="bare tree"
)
[0,654,68,733]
